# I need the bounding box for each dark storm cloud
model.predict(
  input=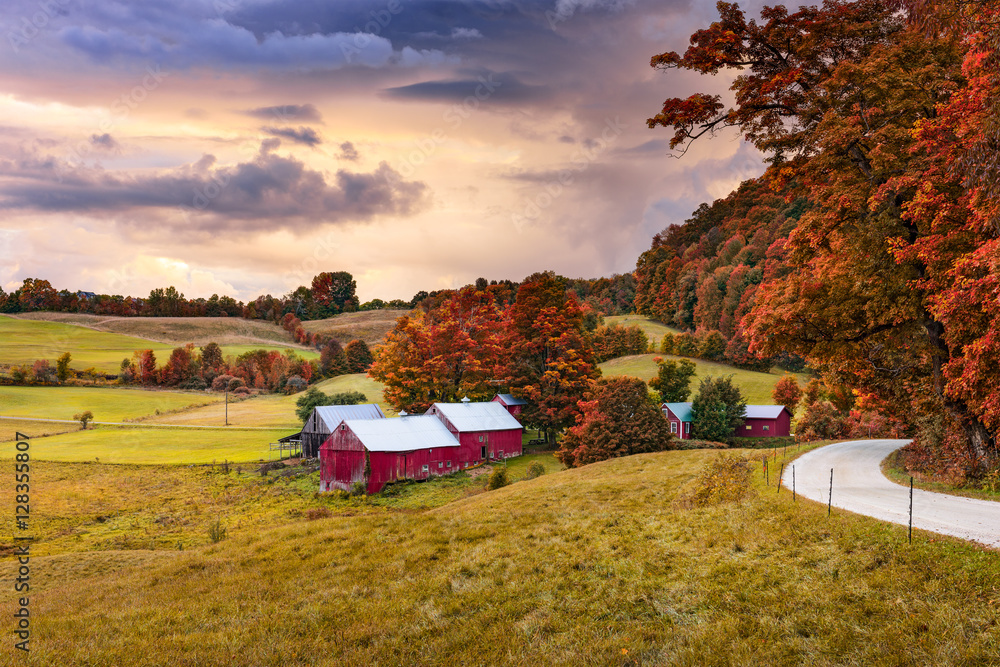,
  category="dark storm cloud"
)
[261,126,322,146]
[0,143,429,232]
[383,71,548,104]
[243,104,324,123]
